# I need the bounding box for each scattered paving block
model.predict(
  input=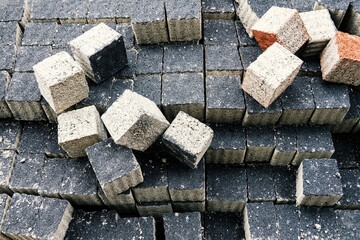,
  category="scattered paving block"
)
[299,56,322,76]
[296,158,343,206]
[14,45,52,72]
[0,0,25,22]
[332,134,359,169]
[106,78,134,109]
[137,201,173,217]
[163,212,202,240]
[163,44,203,73]
[0,120,20,150]
[0,150,16,194]
[242,43,303,108]
[52,24,84,49]
[58,106,107,157]
[244,202,279,240]
[134,75,161,107]
[292,125,335,166]
[320,31,360,86]
[235,21,258,47]
[168,157,205,202]
[114,49,136,79]
[9,152,44,195]
[98,188,137,214]
[207,167,247,212]
[300,9,337,57]
[27,0,61,22]
[5,72,47,121]
[87,140,142,199]
[314,0,350,28]
[204,212,245,239]
[310,76,350,124]
[275,204,300,240]
[205,45,243,76]
[59,0,88,24]
[115,23,134,49]
[338,168,360,209]
[245,126,275,162]
[202,0,235,20]
[70,23,127,83]
[270,126,297,166]
[87,0,118,23]
[2,193,73,240]
[247,165,276,202]
[273,166,297,203]
[336,210,360,239]
[162,111,213,168]
[136,46,162,75]
[0,71,12,119]
[131,0,168,44]
[0,45,16,71]
[205,124,246,165]
[206,75,245,123]
[239,46,262,72]
[279,76,315,125]
[117,216,156,239]
[162,73,204,121]
[165,0,202,42]
[102,90,169,151]
[22,22,56,46]
[251,6,310,53]
[33,51,89,114]
[203,20,238,46]
[172,201,205,213]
